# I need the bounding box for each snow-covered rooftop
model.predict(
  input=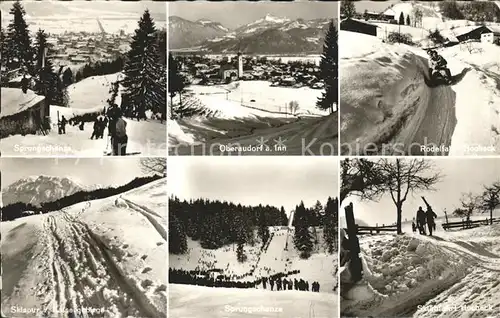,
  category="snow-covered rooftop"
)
[0,88,45,119]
